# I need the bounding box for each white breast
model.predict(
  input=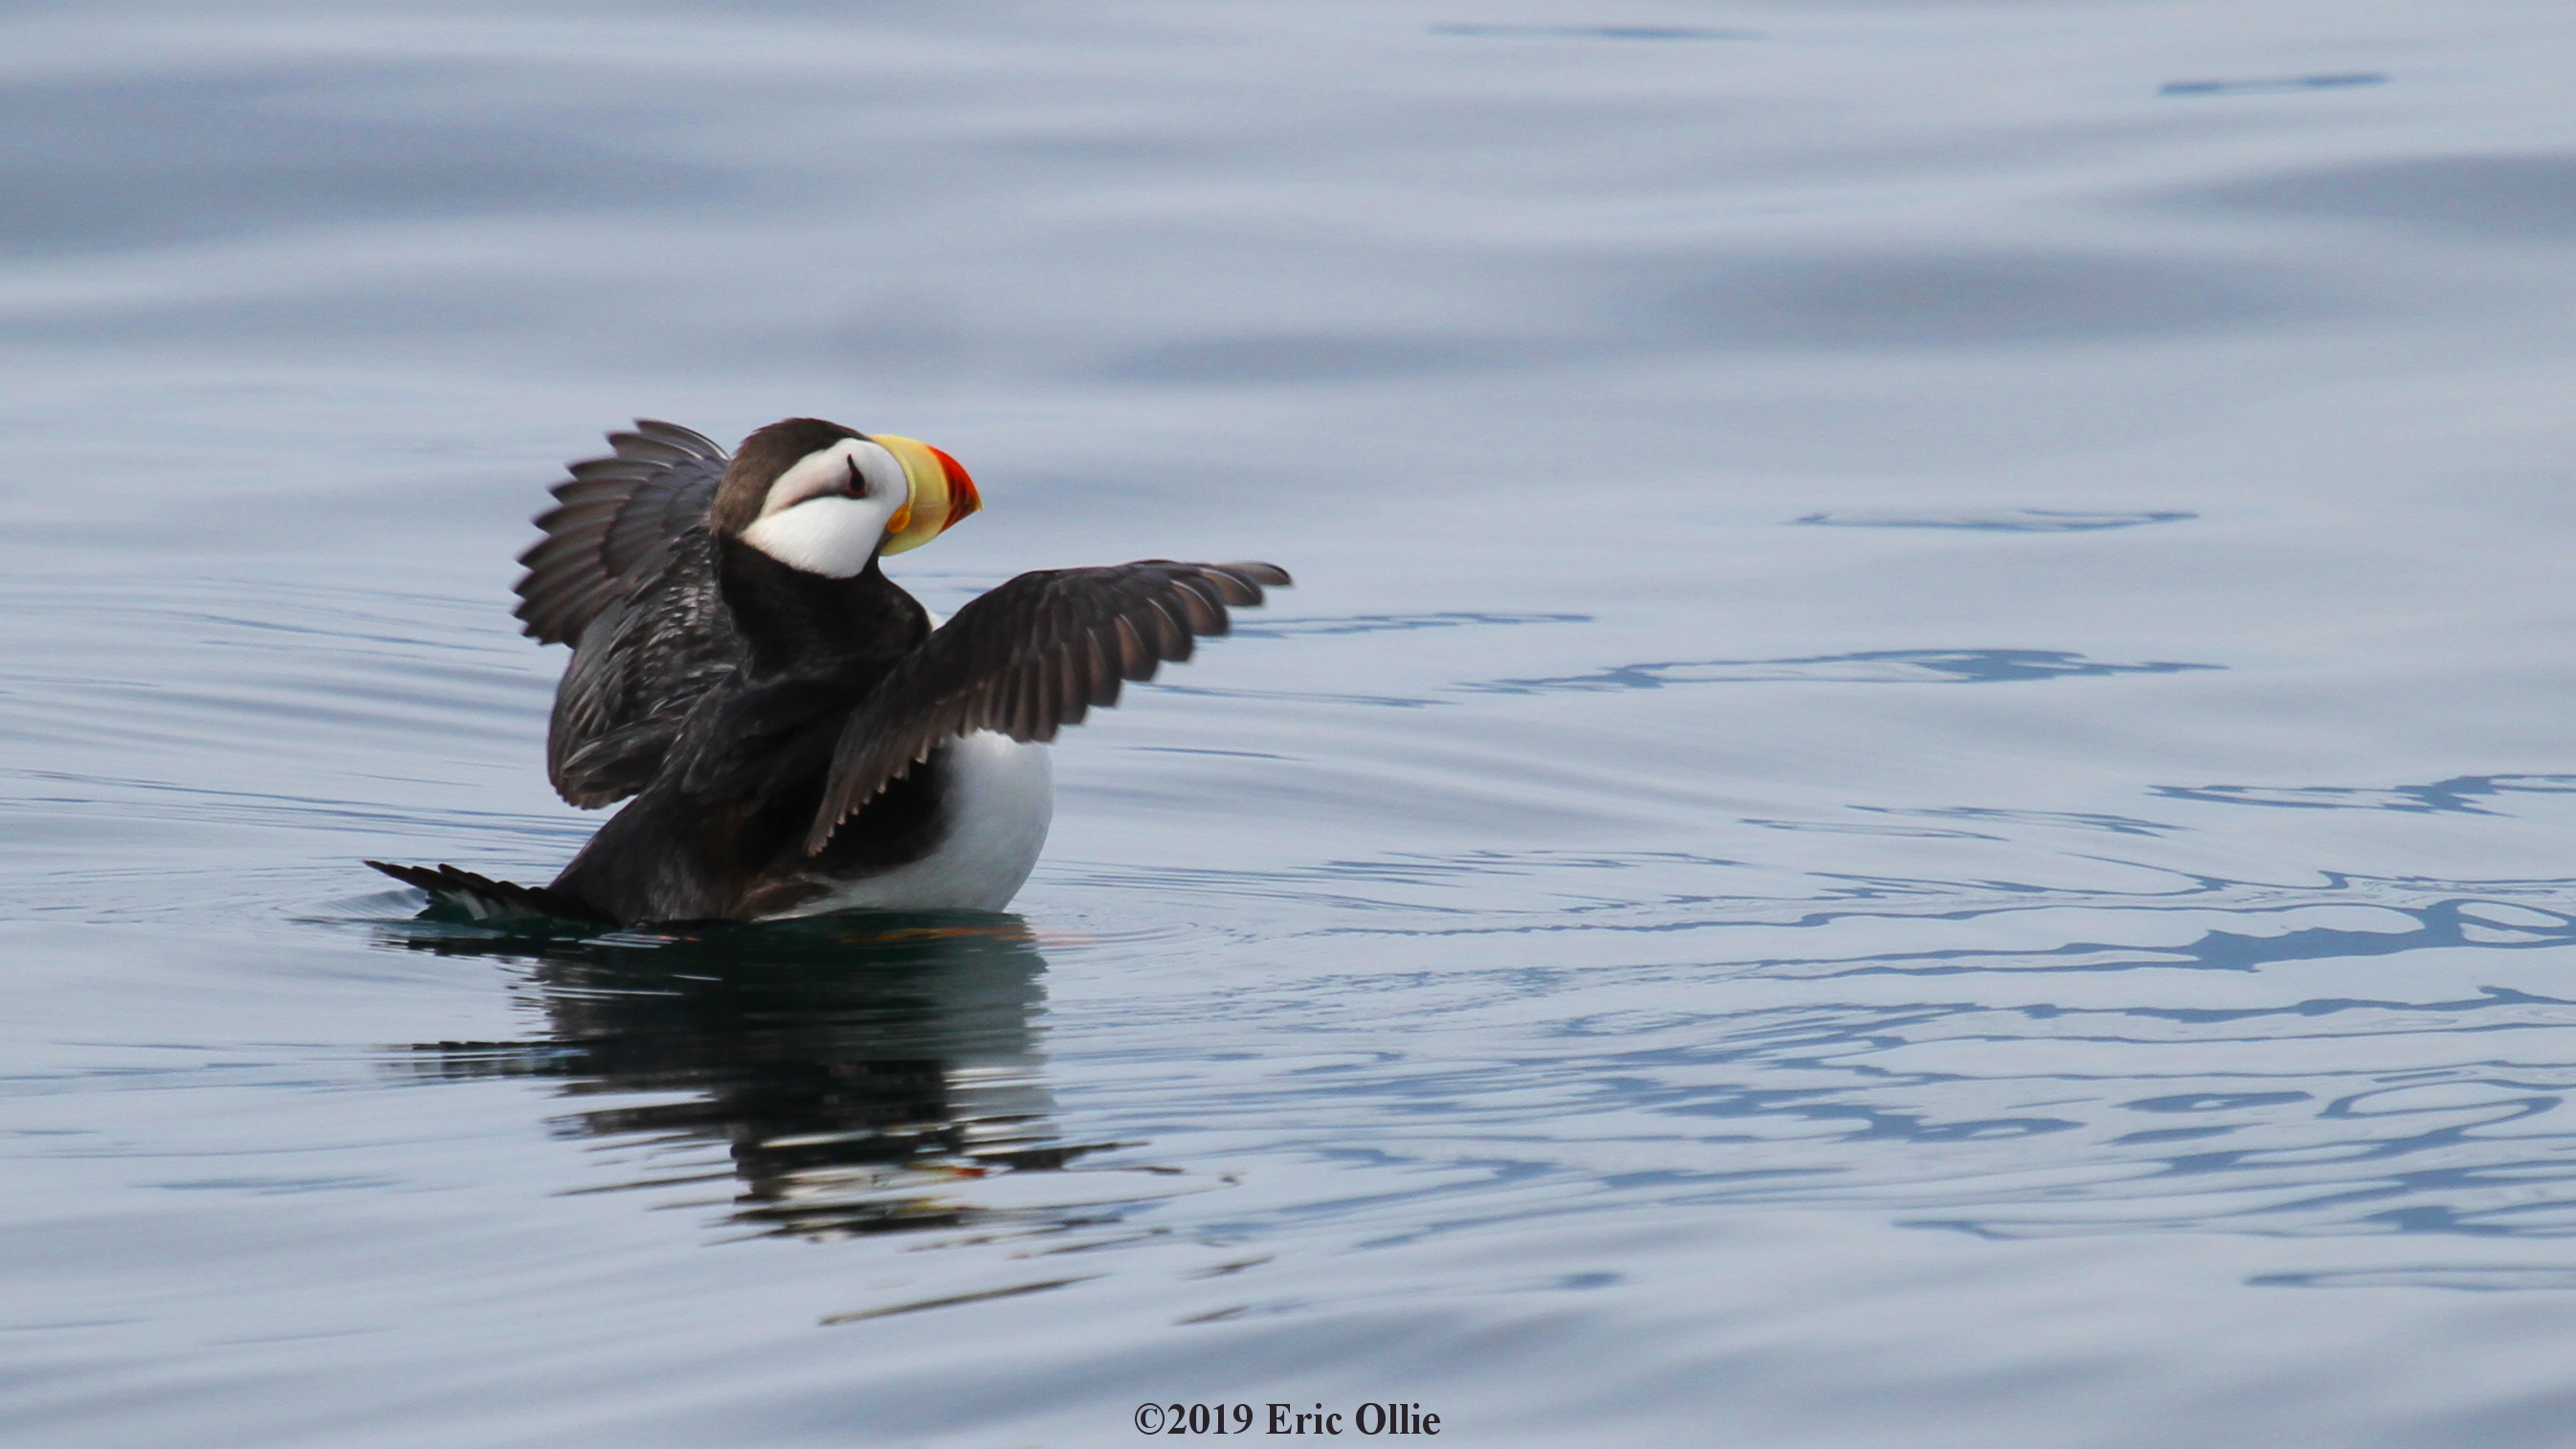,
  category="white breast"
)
[757,731,1055,919]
